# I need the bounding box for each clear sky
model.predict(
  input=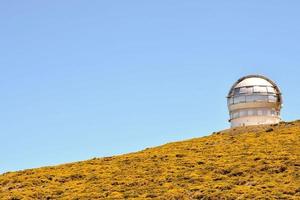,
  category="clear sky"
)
[1,1,300,173]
